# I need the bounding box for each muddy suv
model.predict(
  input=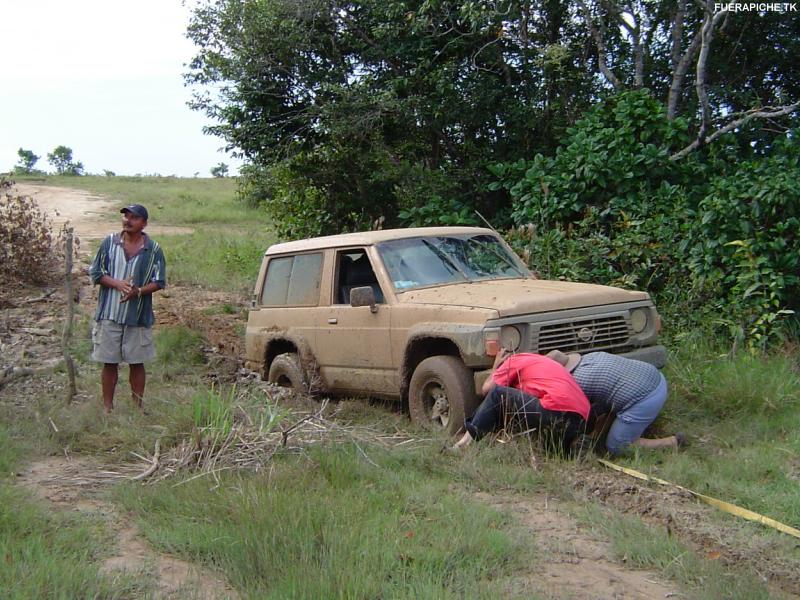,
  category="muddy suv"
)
[245,227,665,434]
